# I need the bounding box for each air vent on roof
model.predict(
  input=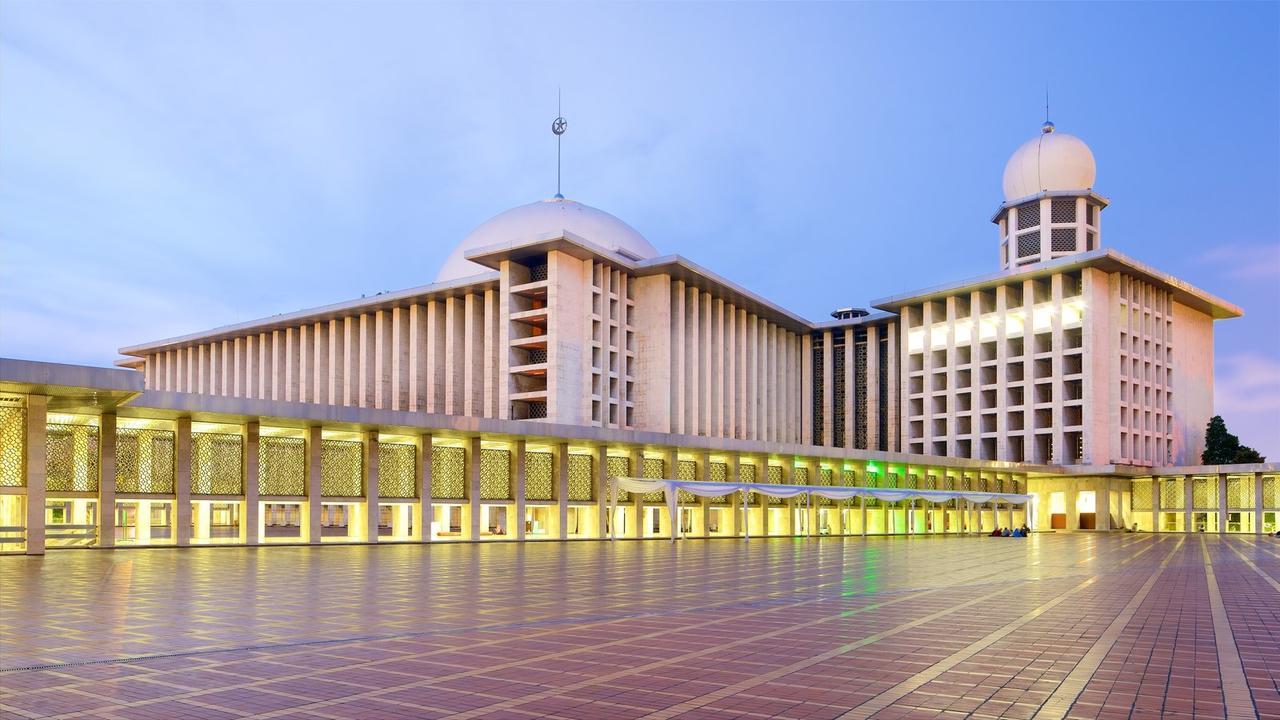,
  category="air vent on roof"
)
[831,308,870,320]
